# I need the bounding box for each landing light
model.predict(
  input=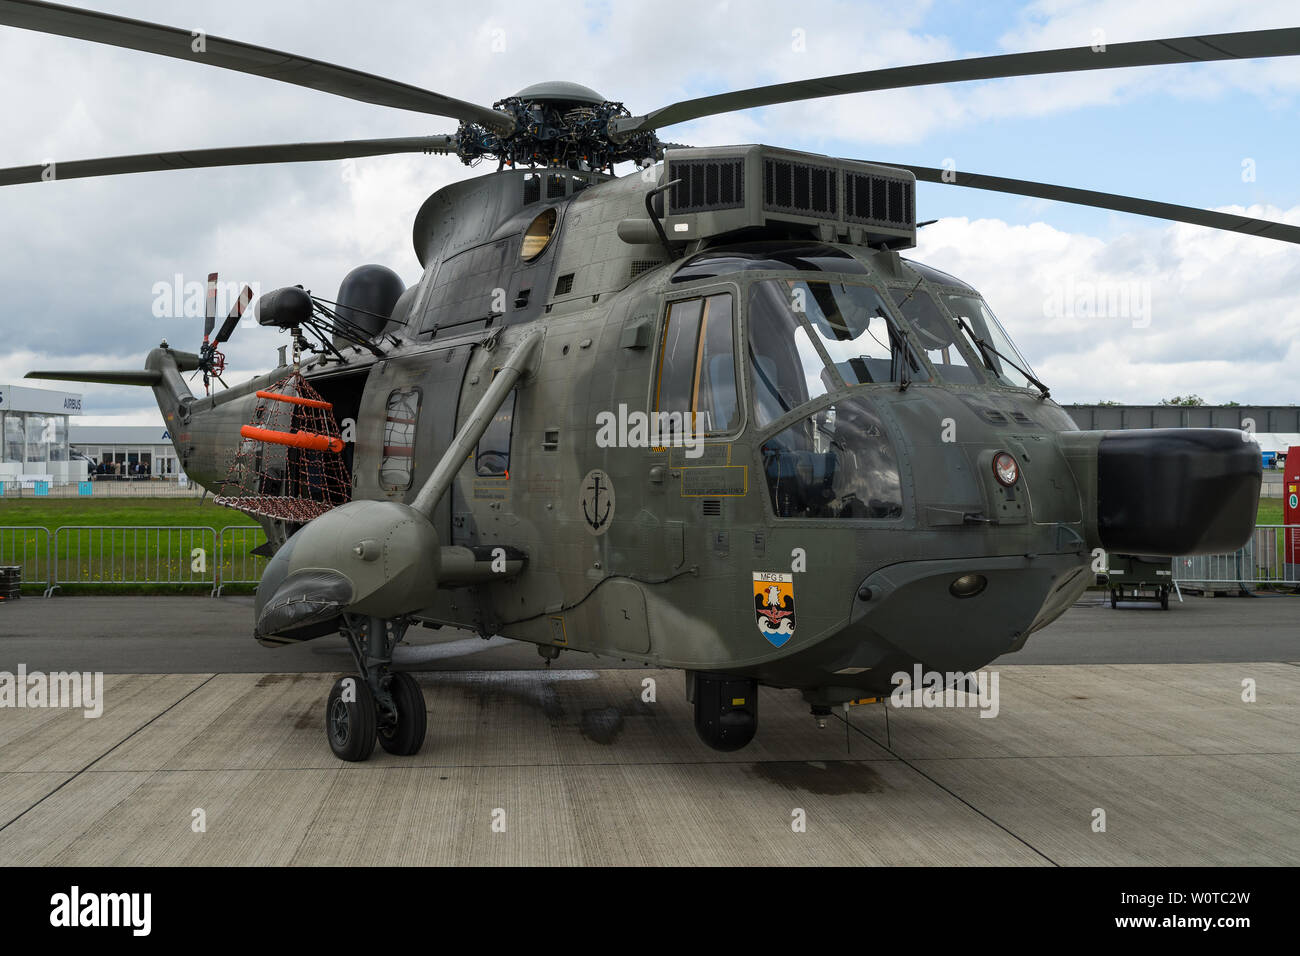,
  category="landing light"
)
[950,574,987,599]
[992,451,1019,487]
